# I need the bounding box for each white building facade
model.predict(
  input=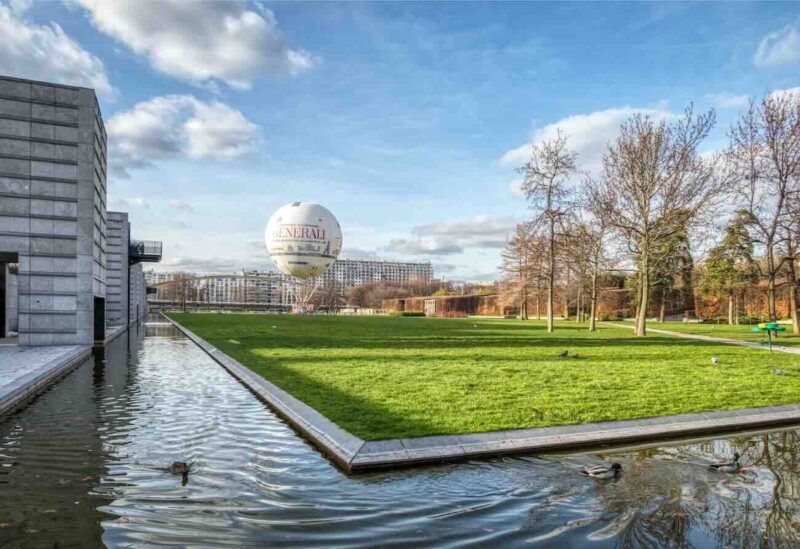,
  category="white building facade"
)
[147,259,433,307]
